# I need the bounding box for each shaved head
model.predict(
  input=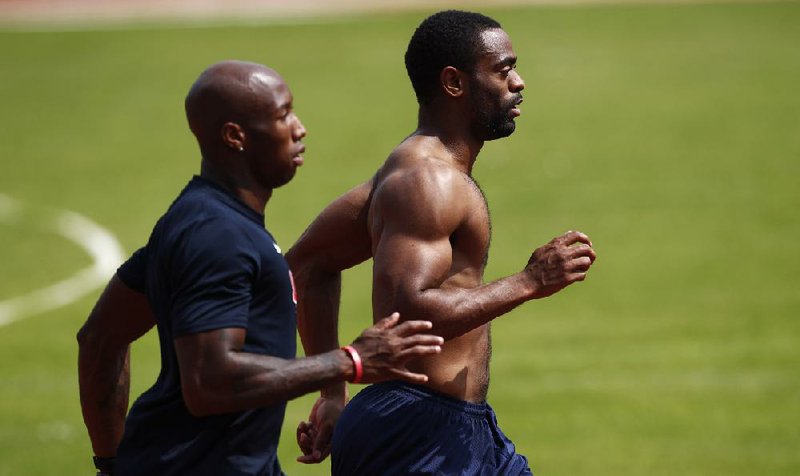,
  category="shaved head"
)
[185,60,285,151]
[184,60,306,203]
